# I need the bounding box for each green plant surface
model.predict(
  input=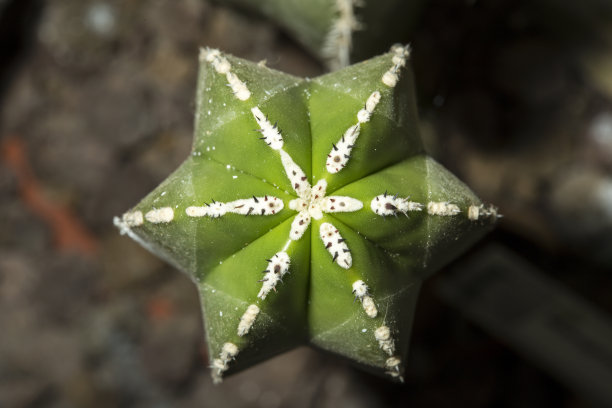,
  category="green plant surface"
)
[114,46,497,383]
